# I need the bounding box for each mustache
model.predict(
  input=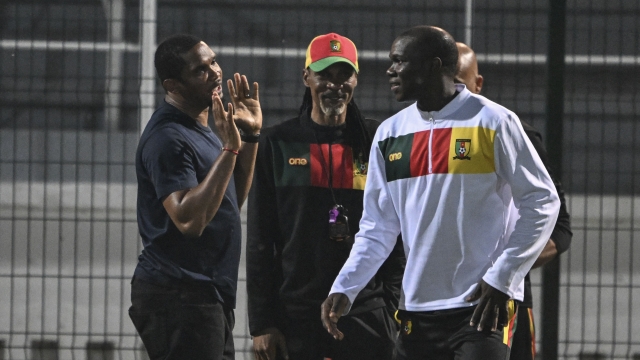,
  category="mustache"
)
[321,93,347,100]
